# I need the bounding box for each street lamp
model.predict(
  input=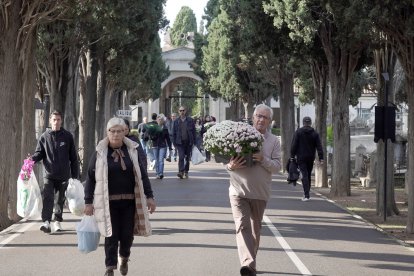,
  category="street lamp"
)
[177,90,182,106]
